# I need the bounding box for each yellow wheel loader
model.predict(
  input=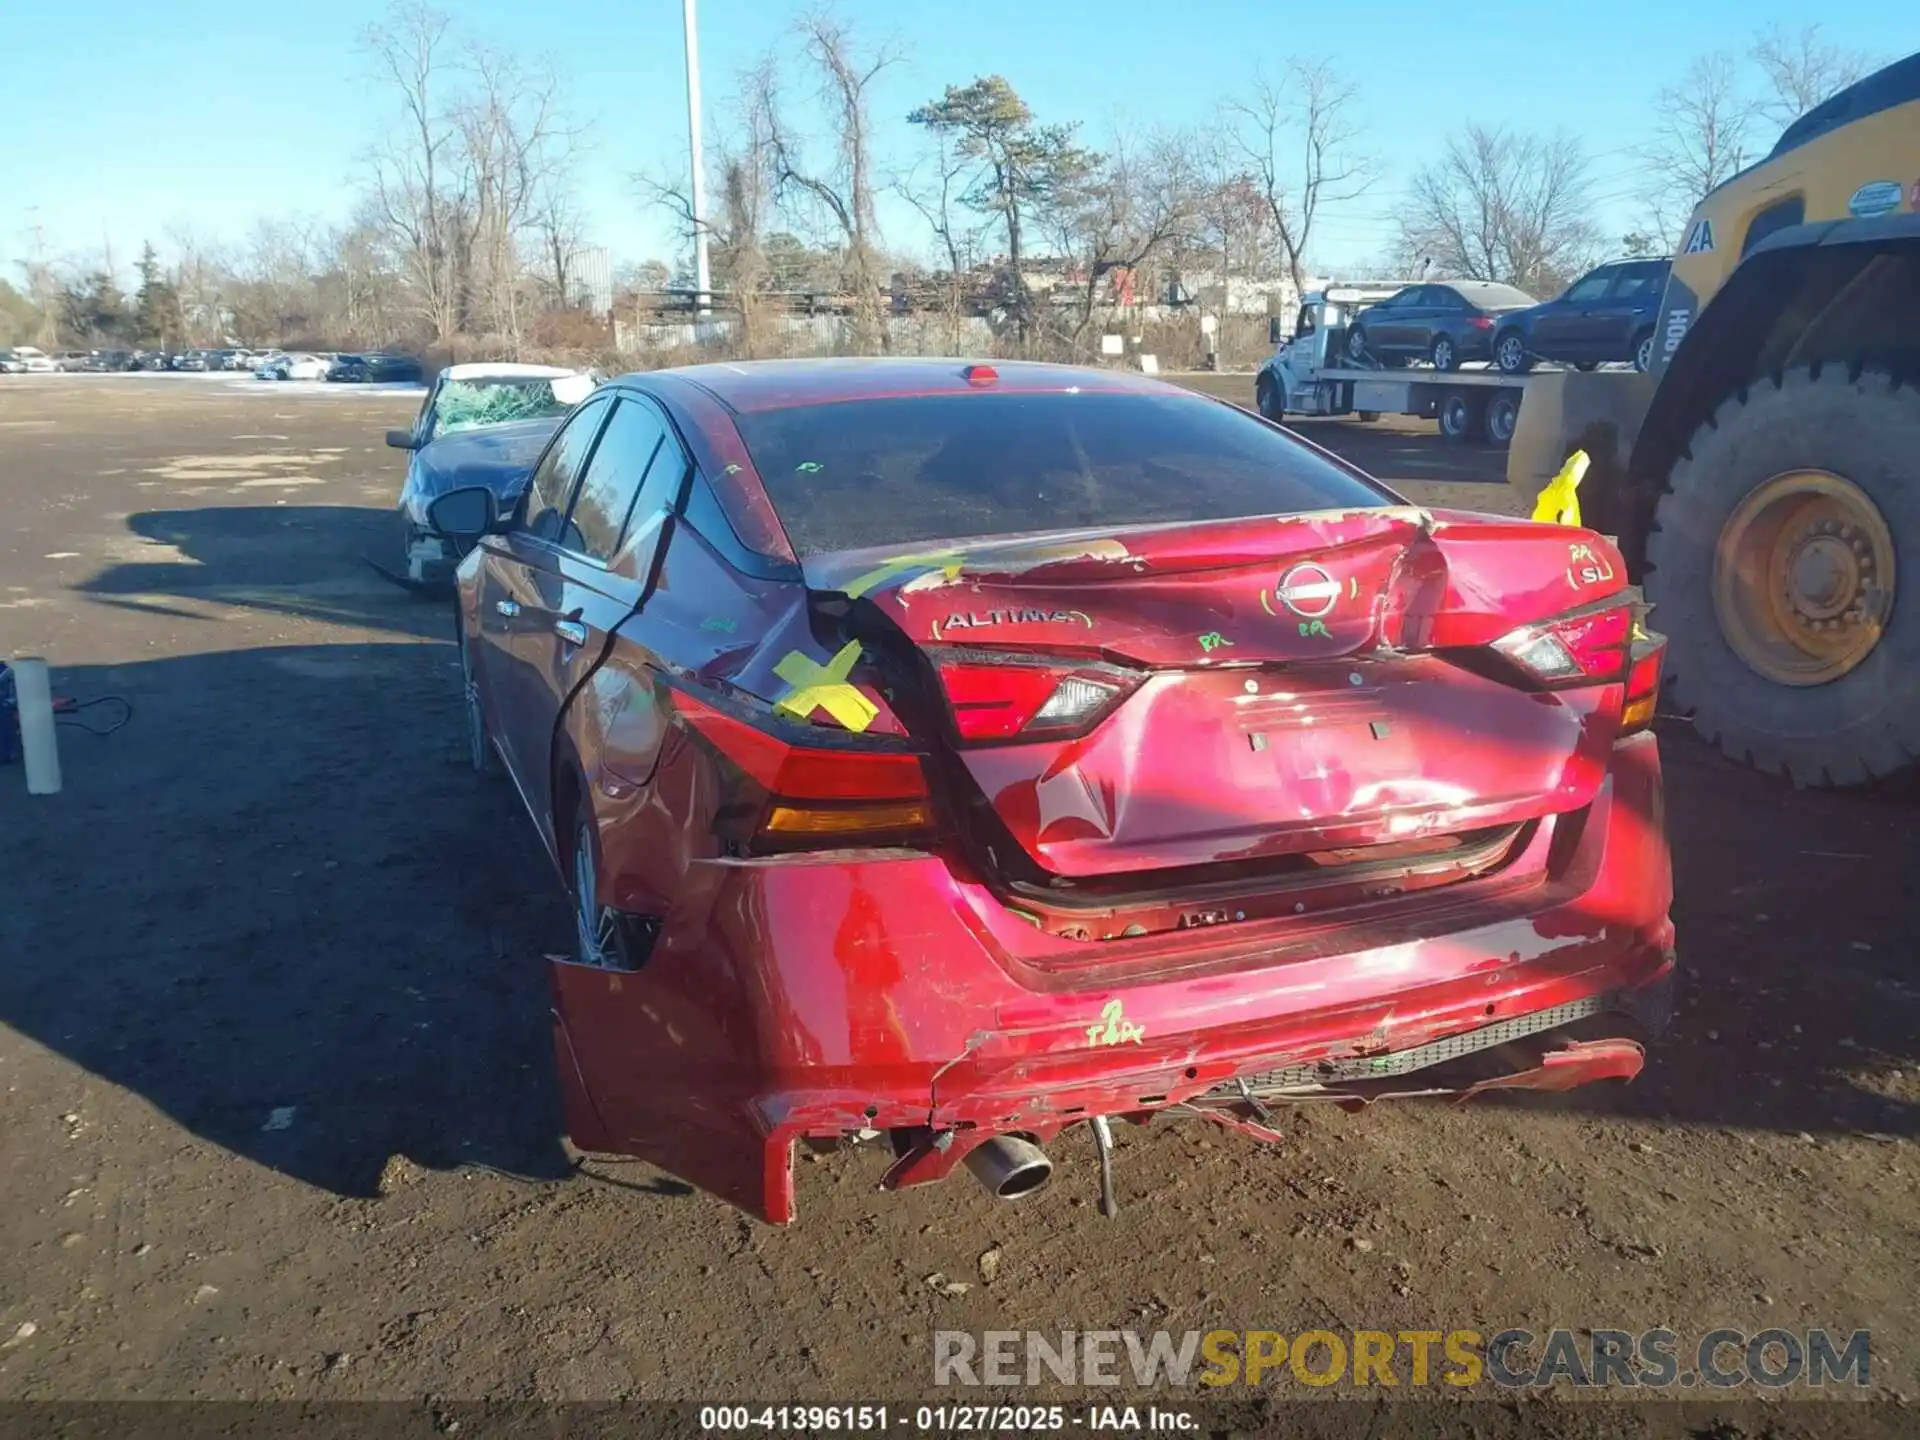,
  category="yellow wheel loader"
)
[1508,50,1920,786]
